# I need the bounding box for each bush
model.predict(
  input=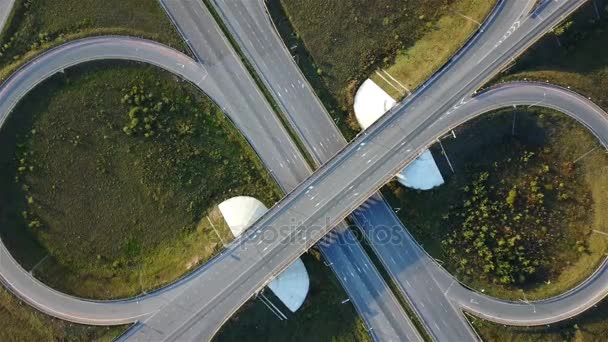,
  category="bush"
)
[442,148,588,286]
